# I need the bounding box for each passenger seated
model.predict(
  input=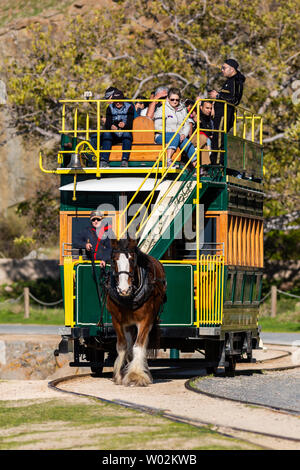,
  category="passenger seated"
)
[134,96,148,118]
[100,90,134,168]
[189,101,214,155]
[154,87,196,167]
